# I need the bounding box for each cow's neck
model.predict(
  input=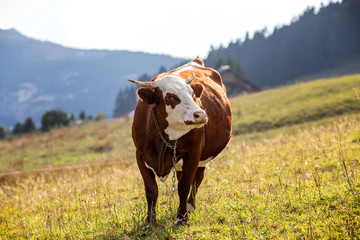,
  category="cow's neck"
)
[152,106,173,142]
[165,128,189,141]
[152,106,189,141]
